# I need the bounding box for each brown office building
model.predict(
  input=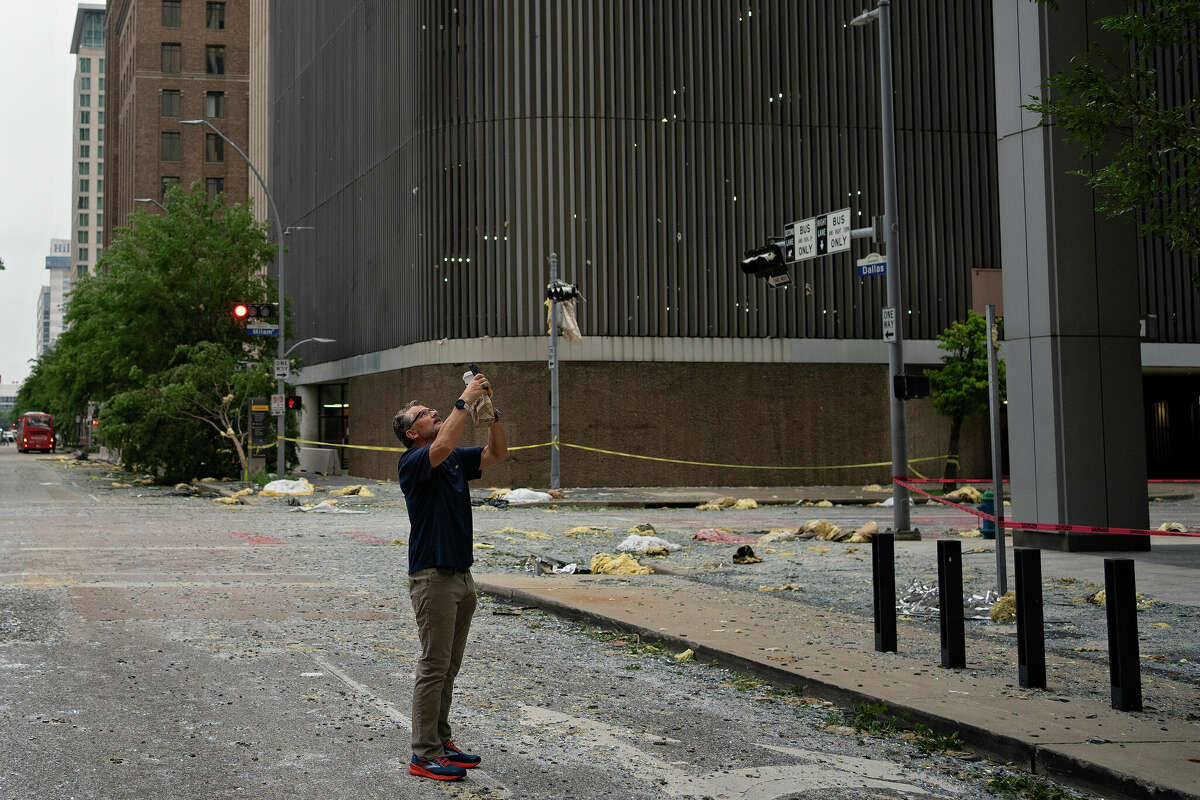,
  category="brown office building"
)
[105,0,249,243]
